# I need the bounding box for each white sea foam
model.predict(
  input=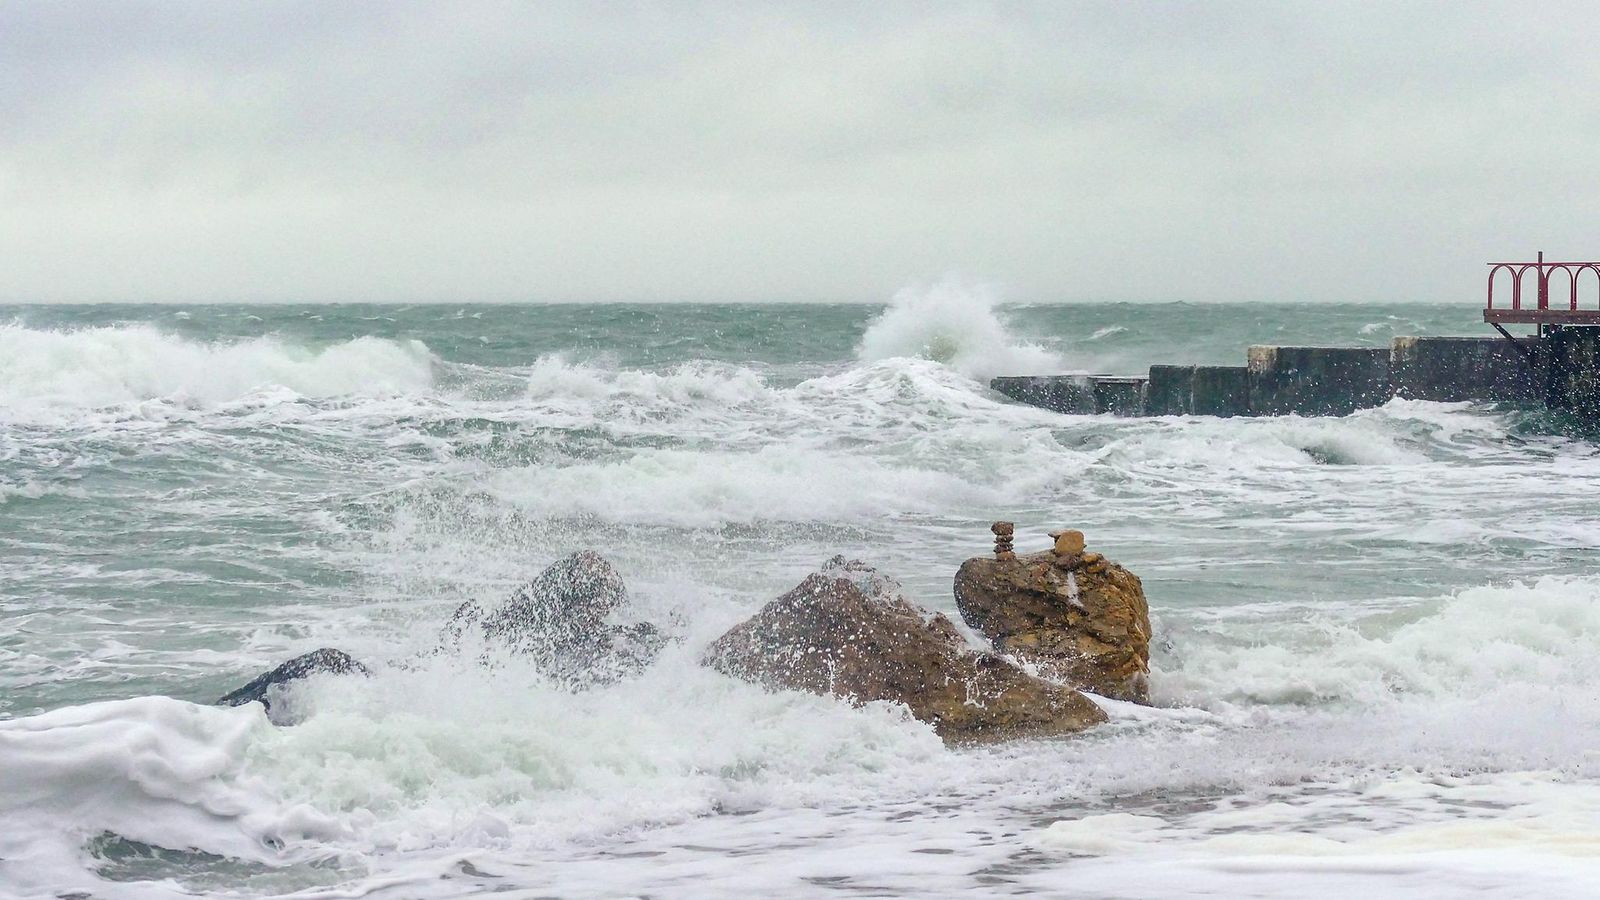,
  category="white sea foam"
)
[1097,413,1429,470]
[8,303,1600,897]
[9,559,1600,898]
[247,649,942,840]
[425,354,1075,528]
[1028,779,1600,898]
[0,323,437,412]
[0,479,87,505]
[0,643,946,898]
[856,278,1063,378]
[1158,574,1600,710]
[0,697,326,899]
[484,444,995,527]
[12,570,1600,899]
[523,355,773,409]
